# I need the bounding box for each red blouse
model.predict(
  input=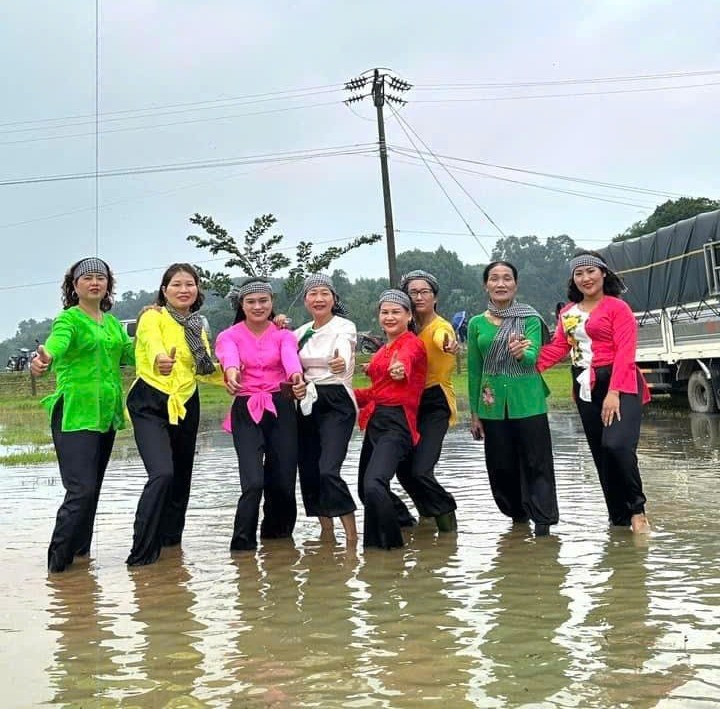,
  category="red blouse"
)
[537,296,650,403]
[355,330,427,444]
